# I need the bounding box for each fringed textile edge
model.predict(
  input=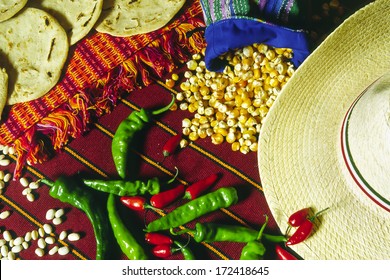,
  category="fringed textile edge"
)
[11,19,206,180]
